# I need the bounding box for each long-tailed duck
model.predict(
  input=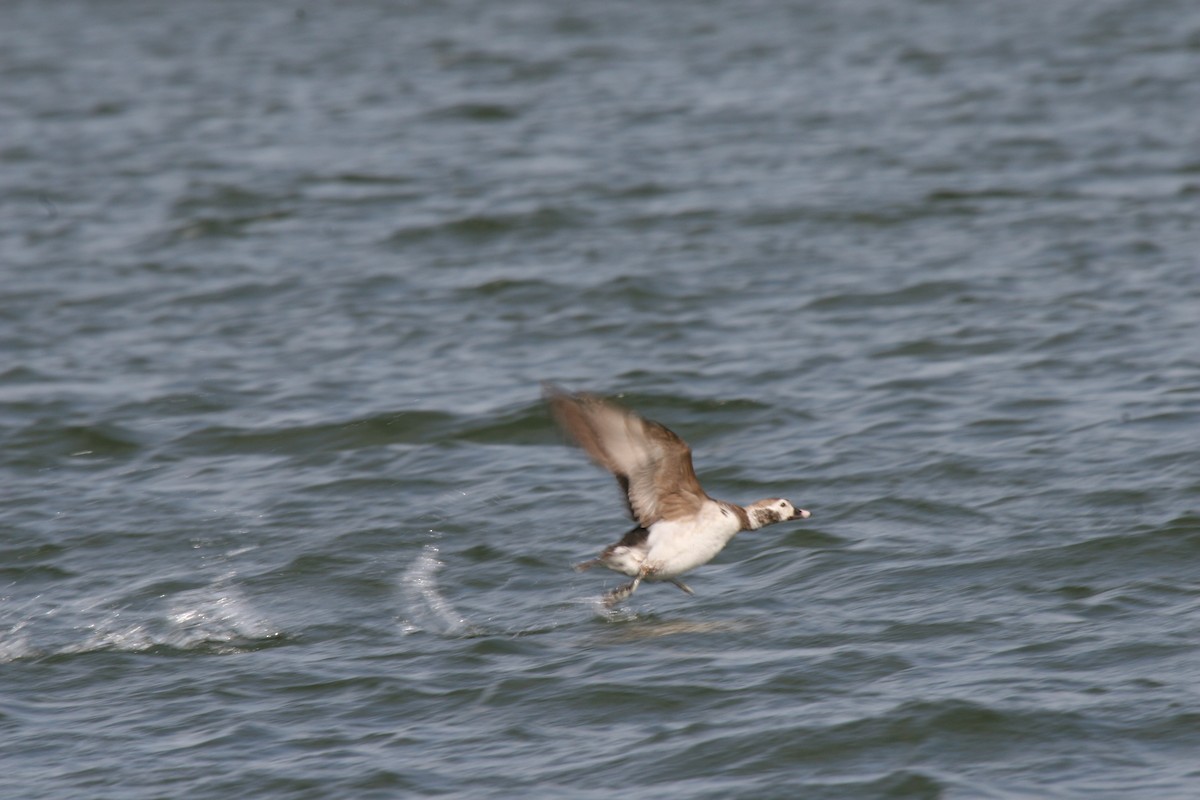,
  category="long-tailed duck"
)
[545,385,811,606]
